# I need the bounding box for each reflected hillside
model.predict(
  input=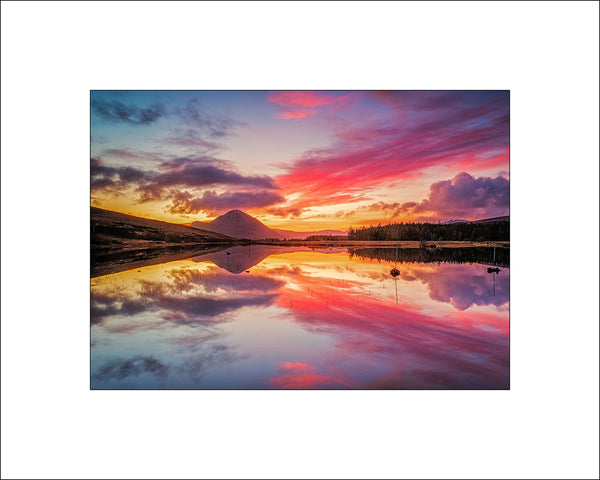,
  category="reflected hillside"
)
[191,244,346,274]
[349,246,509,267]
